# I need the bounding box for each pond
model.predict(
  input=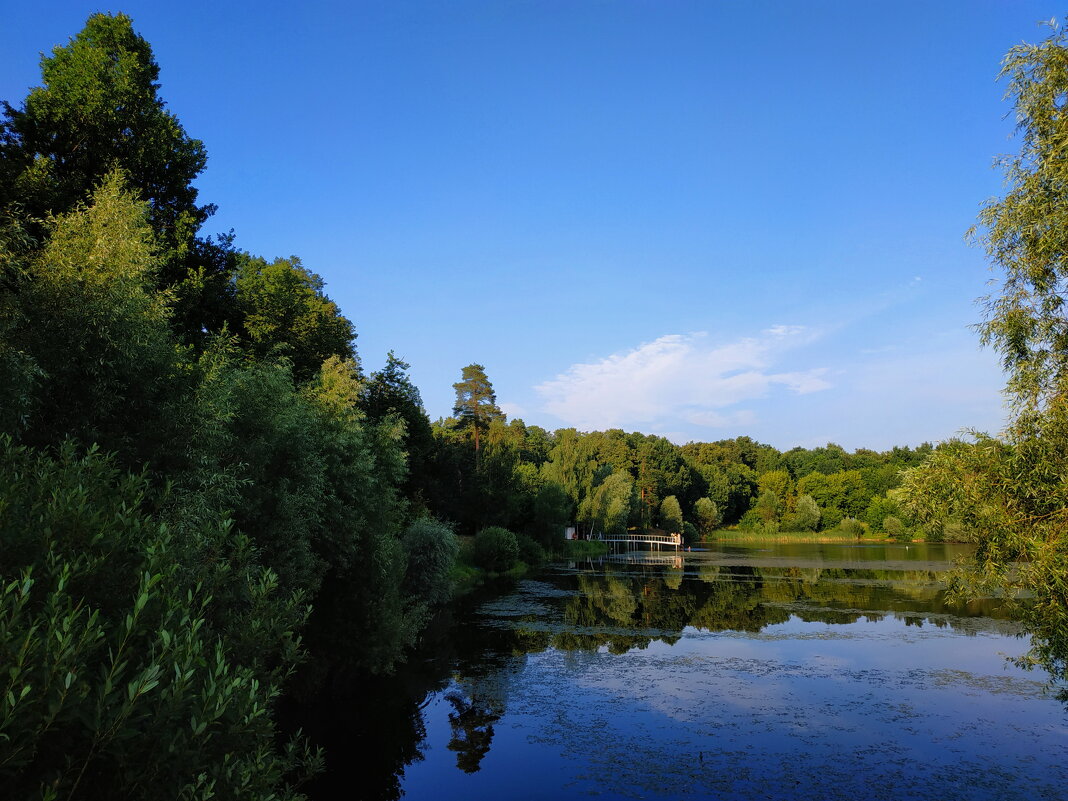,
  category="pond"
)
[302,542,1068,801]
